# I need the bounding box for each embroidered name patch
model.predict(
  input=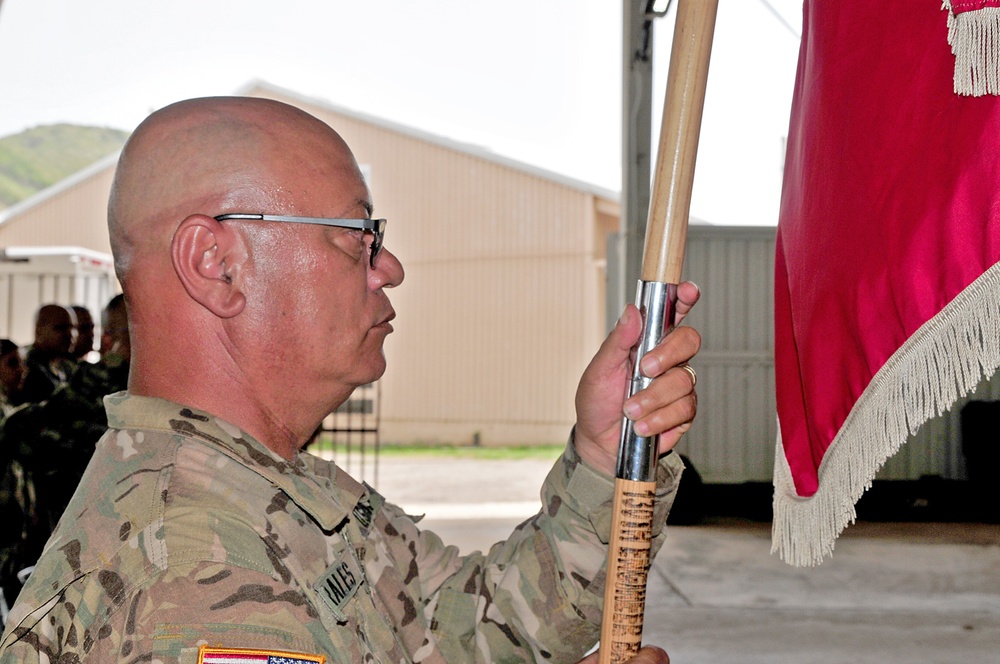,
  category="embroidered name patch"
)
[316,550,364,621]
[197,645,325,663]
